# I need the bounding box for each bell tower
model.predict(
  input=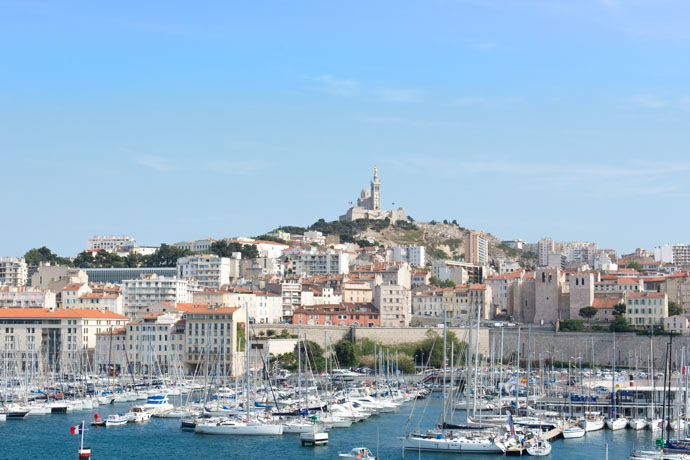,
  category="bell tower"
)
[370,165,381,211]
